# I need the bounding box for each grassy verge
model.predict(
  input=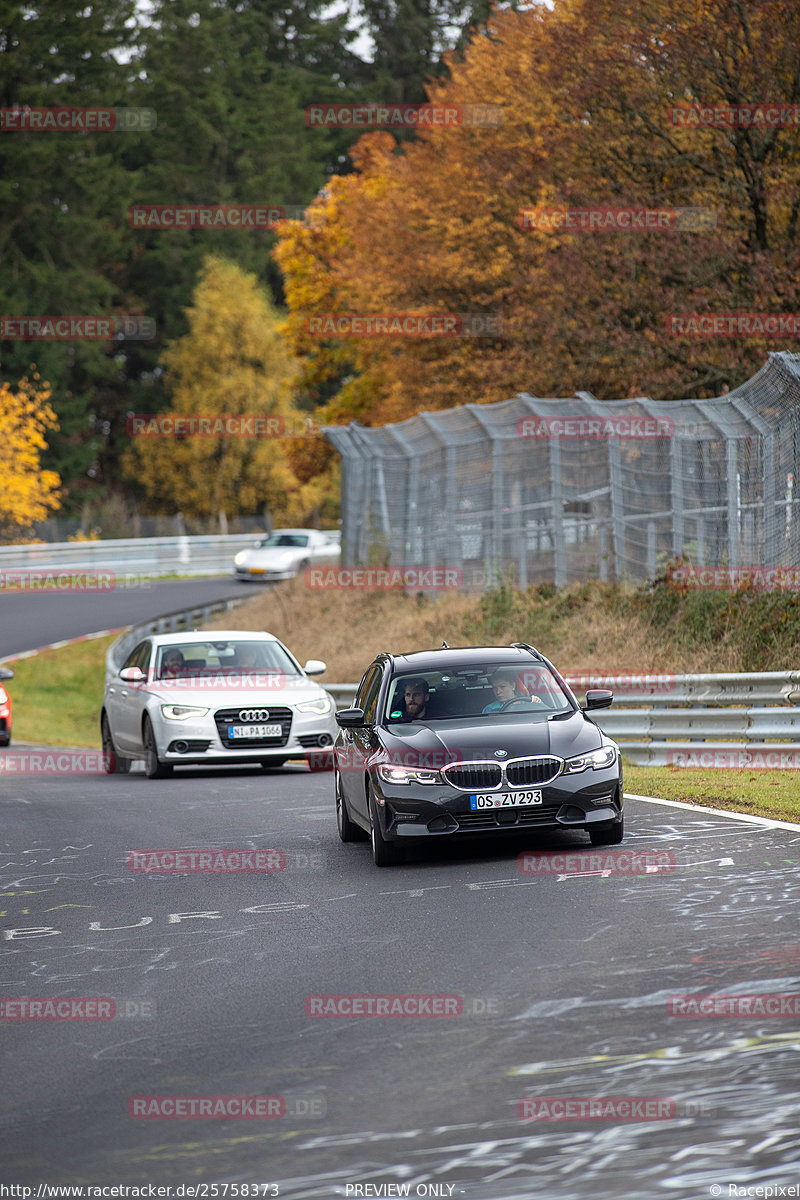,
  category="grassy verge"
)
[3,634,115,748]
[623,764,800,824]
